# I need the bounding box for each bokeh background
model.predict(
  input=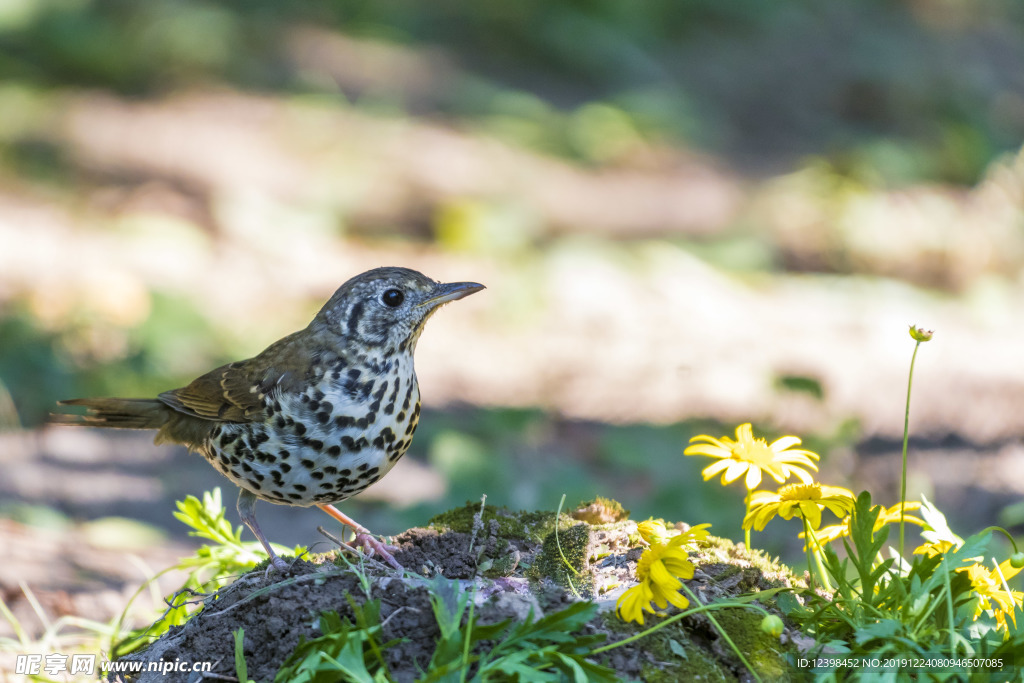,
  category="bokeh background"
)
[2,0,1024,639]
